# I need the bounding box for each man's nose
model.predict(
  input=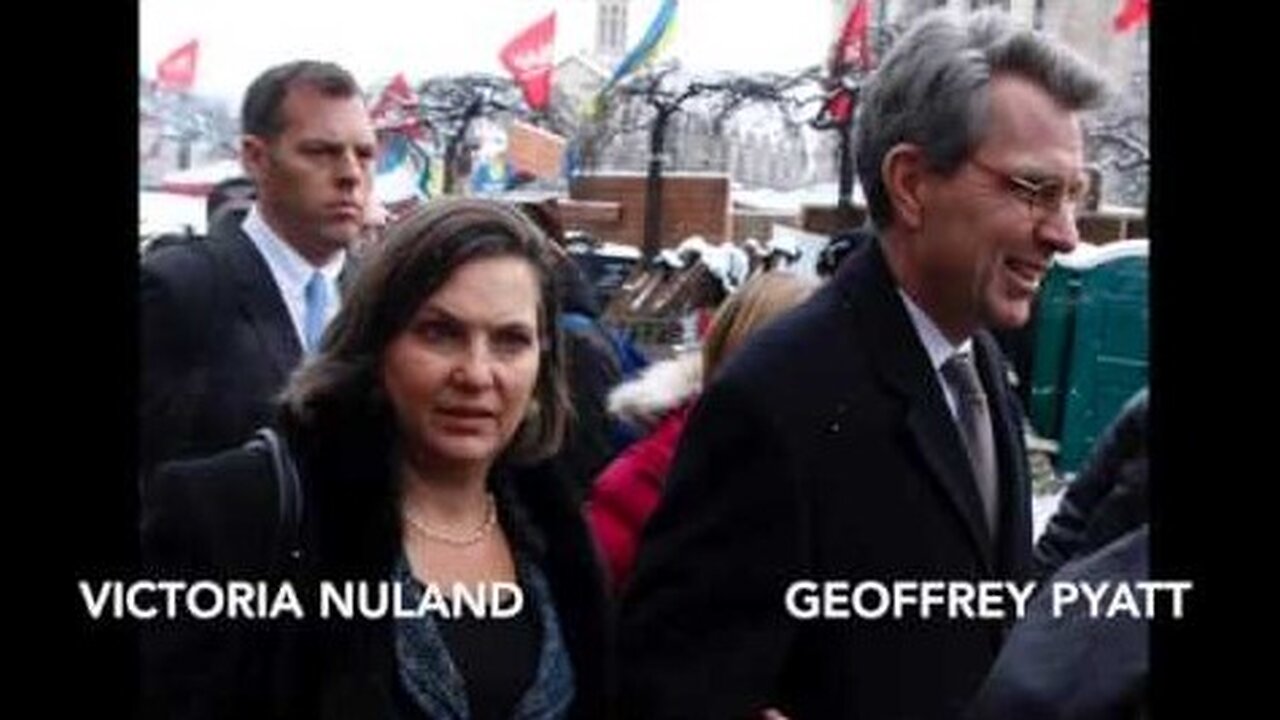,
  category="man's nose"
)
[334,148,367,187]
[1036,202,1080,255]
